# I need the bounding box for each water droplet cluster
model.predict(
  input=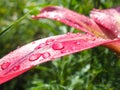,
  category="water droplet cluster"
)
[0,62,20,73]
[0,32,101,75]
[29,52,51,61]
